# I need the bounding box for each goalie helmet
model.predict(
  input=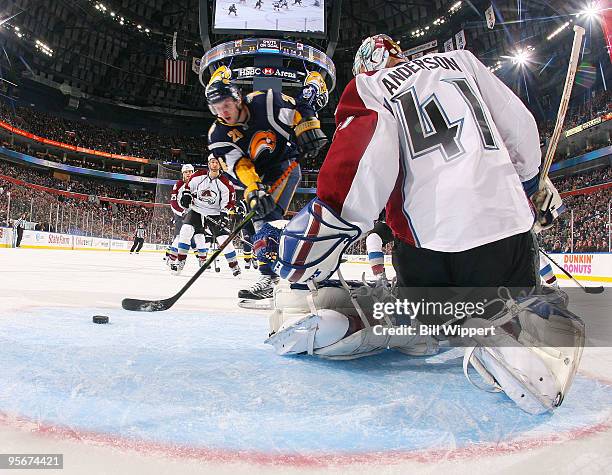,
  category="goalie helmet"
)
[352,34,405,76]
